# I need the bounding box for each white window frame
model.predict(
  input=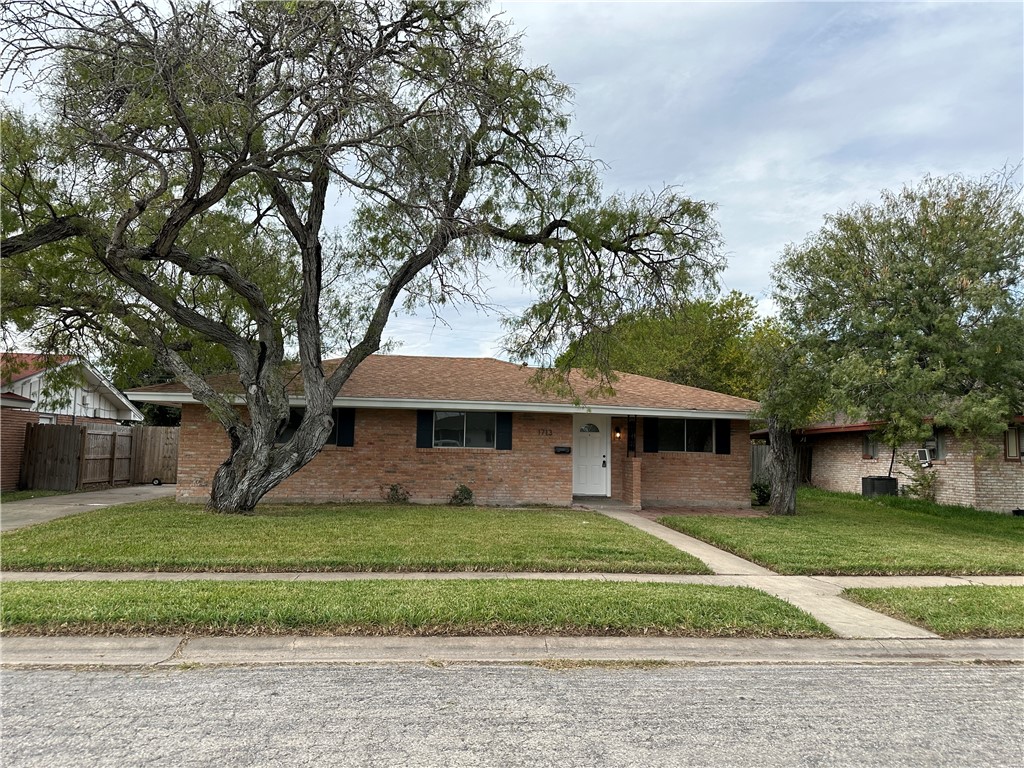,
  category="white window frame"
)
[1006,427,1021,461]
